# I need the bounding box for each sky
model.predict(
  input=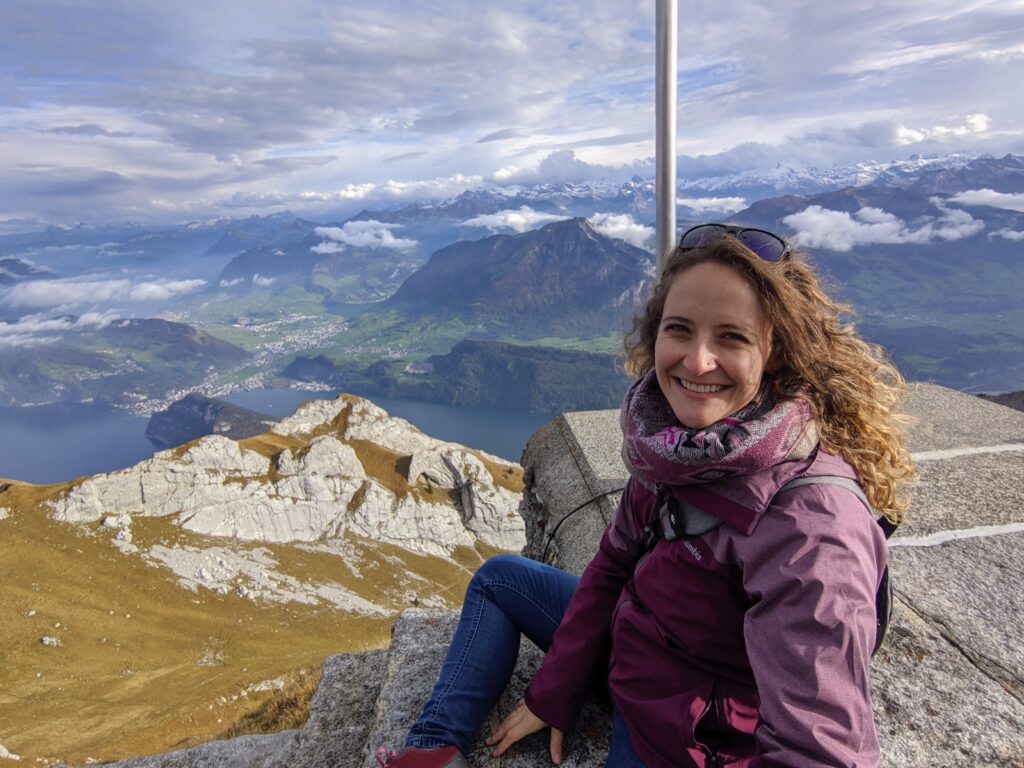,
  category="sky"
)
[2,0,1024,230]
